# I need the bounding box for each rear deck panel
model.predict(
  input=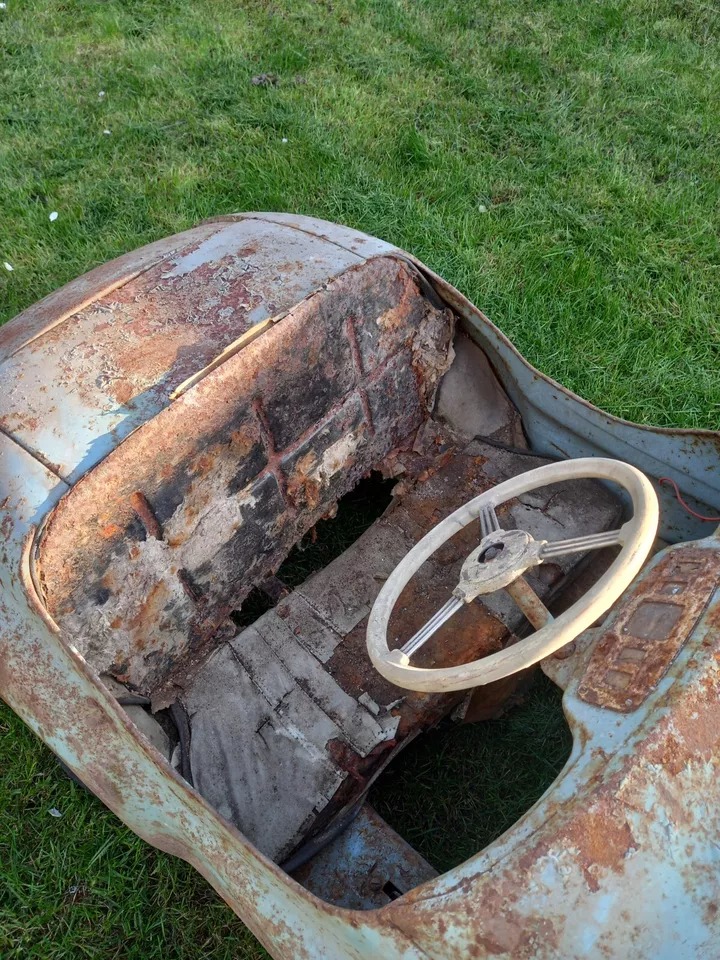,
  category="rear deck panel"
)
[0,218,364,482]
